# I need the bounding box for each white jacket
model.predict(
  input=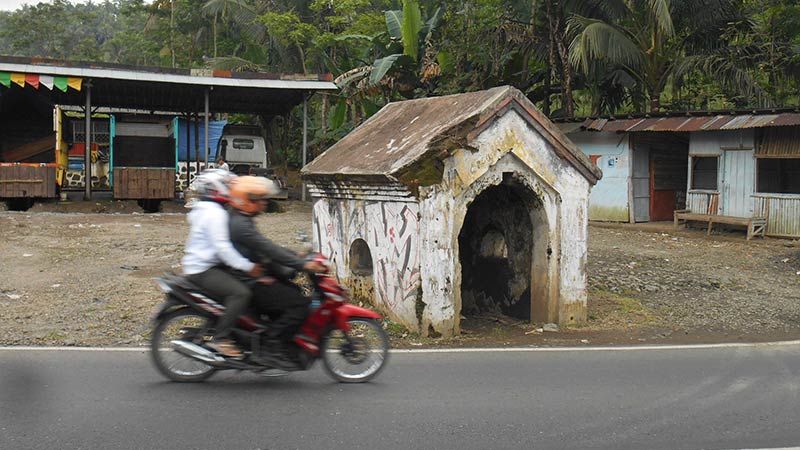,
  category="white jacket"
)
[181,201,254,275]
